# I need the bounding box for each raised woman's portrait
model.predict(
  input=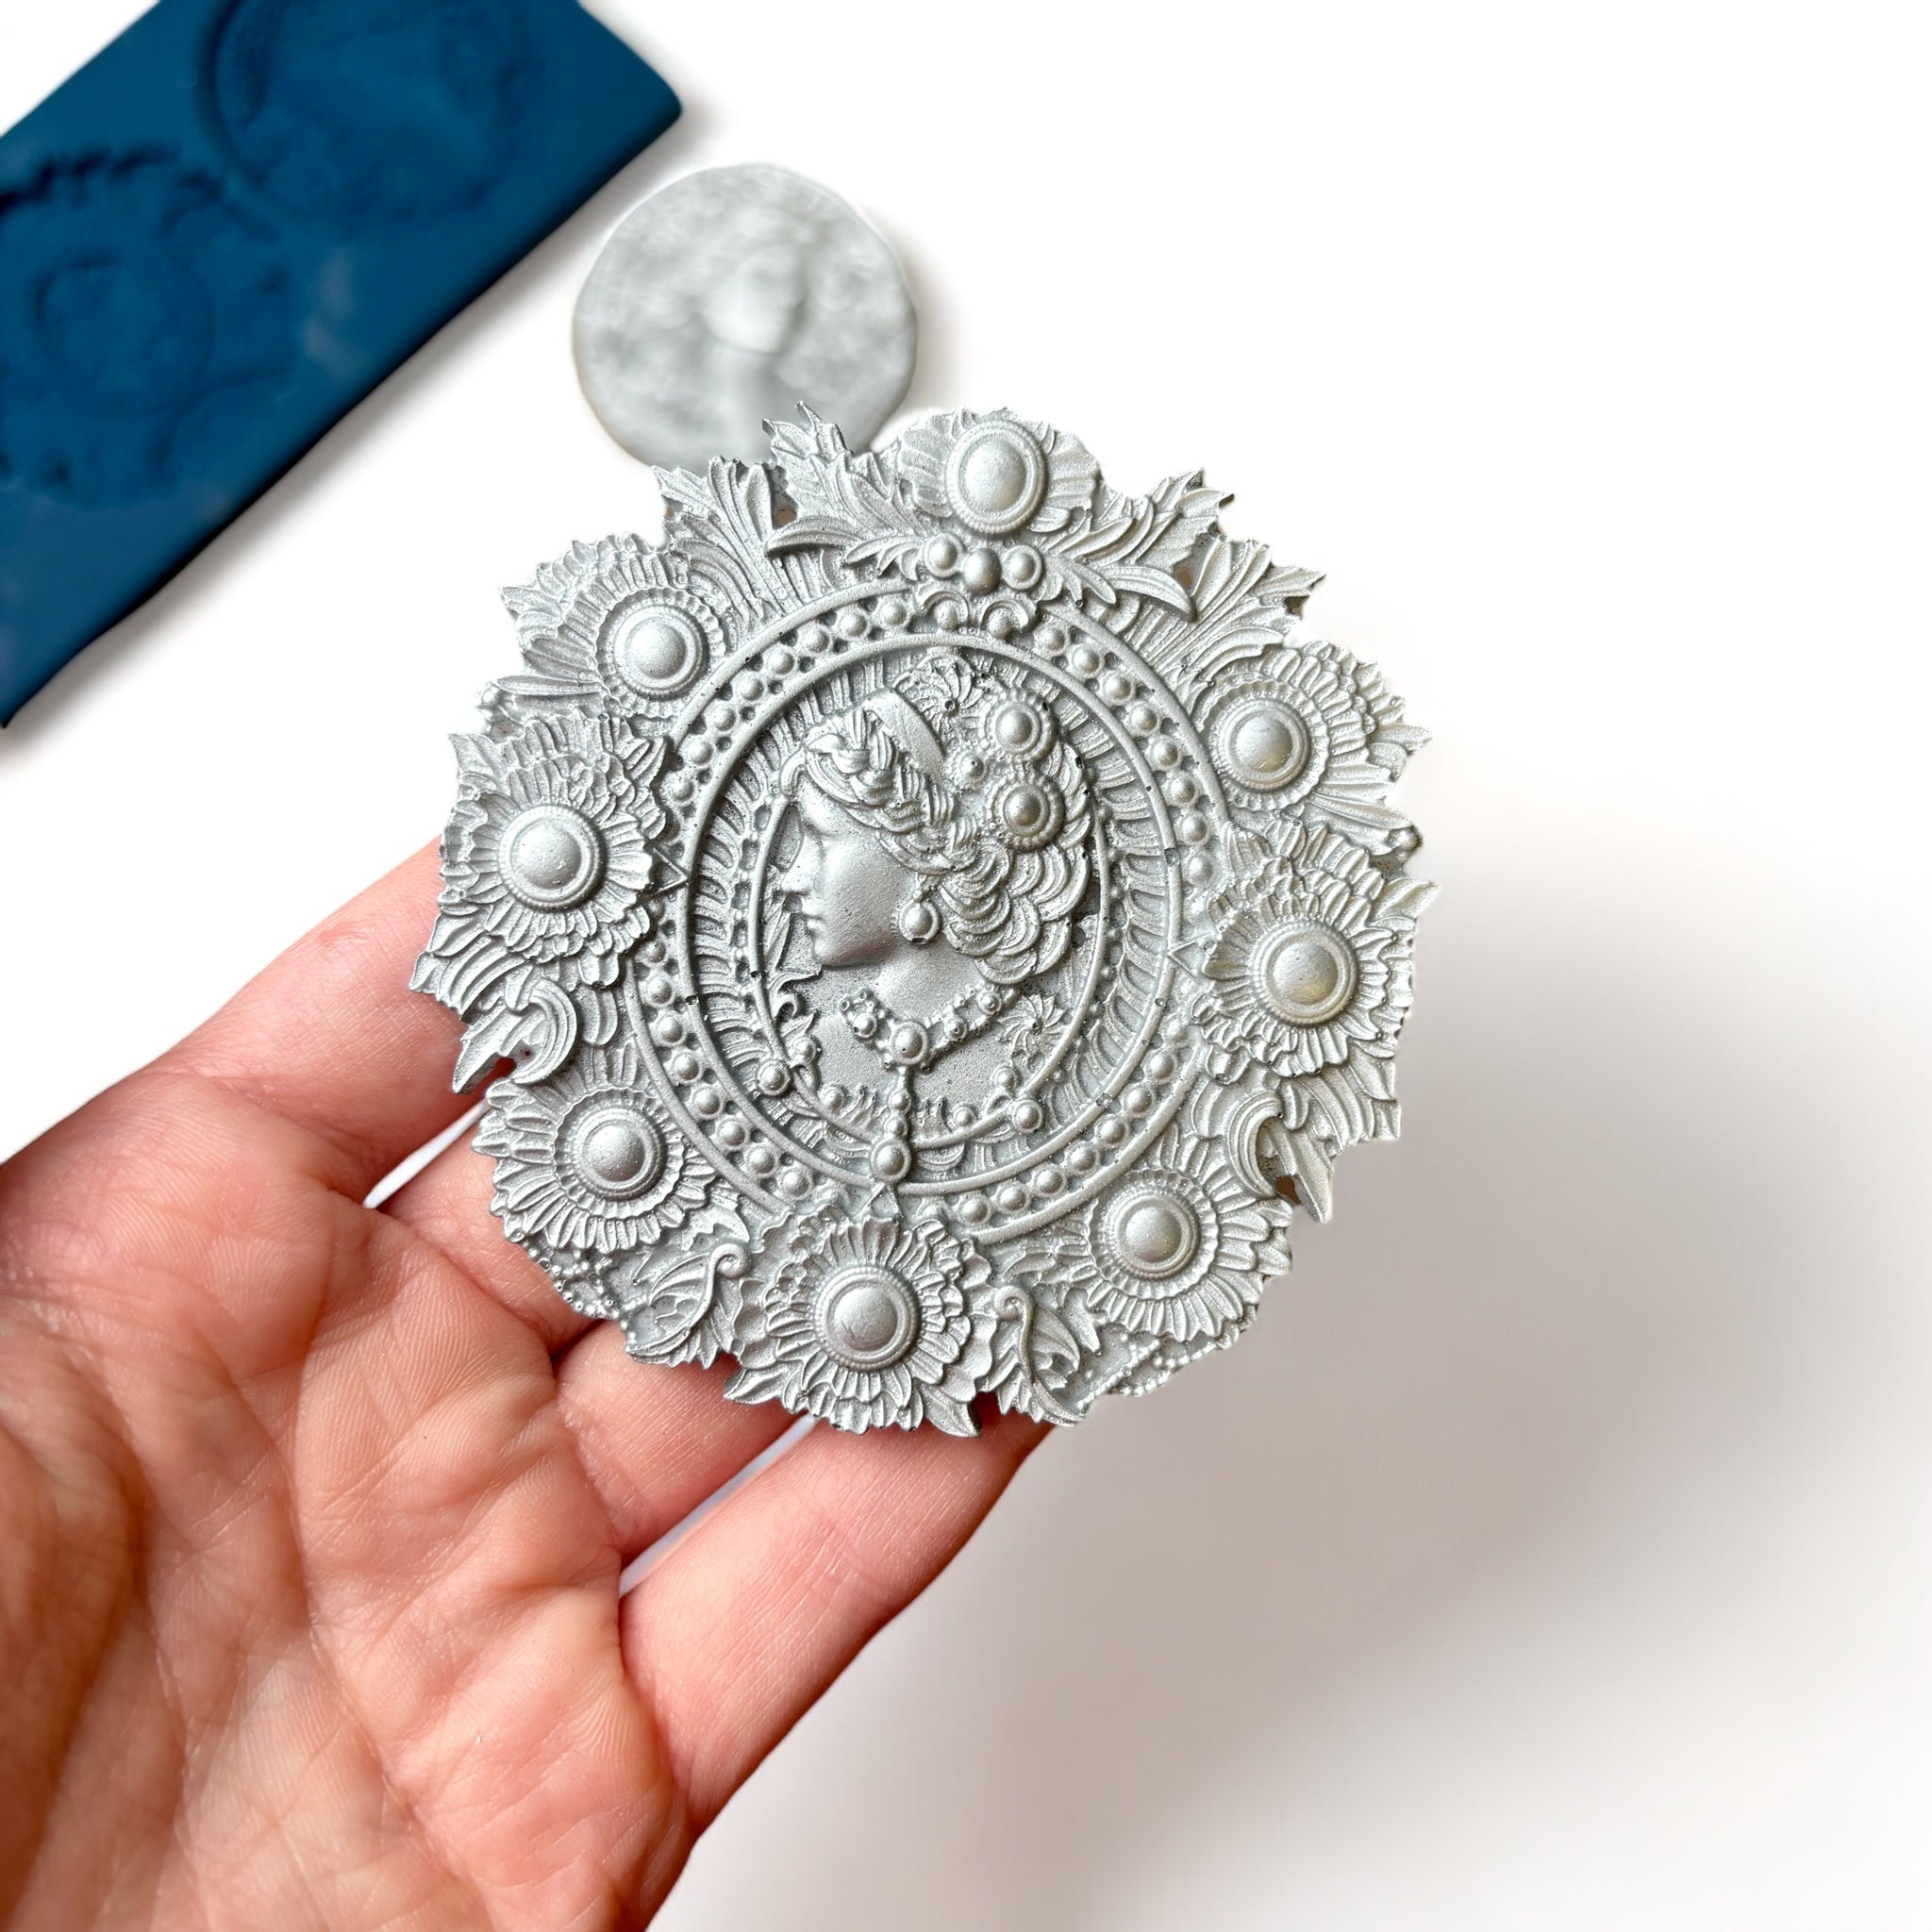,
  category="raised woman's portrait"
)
[774,652,1092,1119]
